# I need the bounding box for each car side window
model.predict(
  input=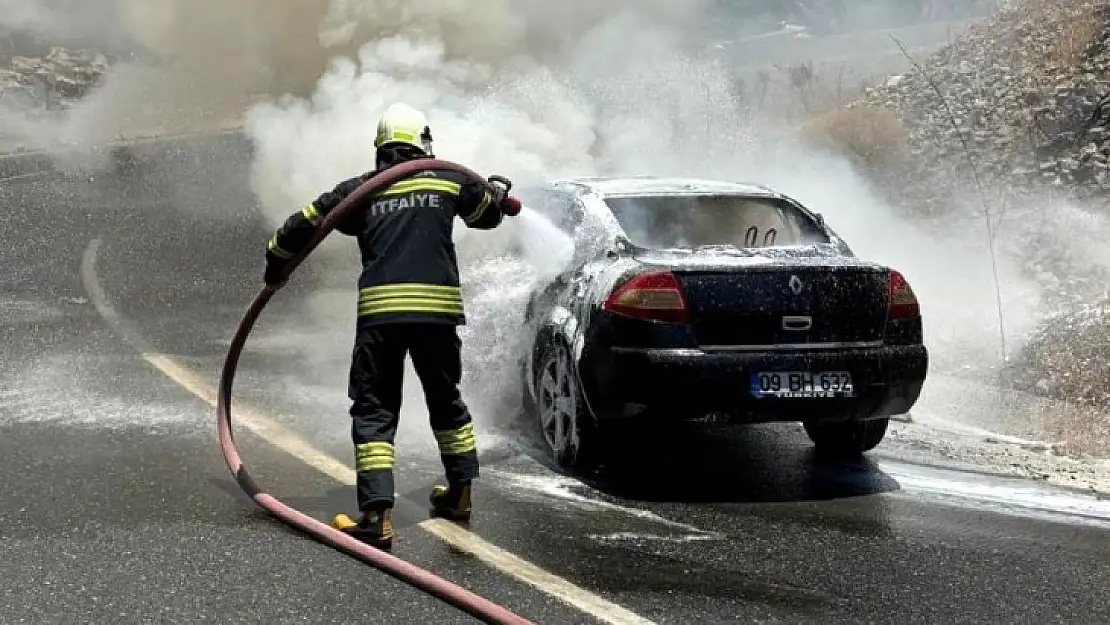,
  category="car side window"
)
[775,199,831,244]
[568,198,605,265]
[515,187,581,235]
